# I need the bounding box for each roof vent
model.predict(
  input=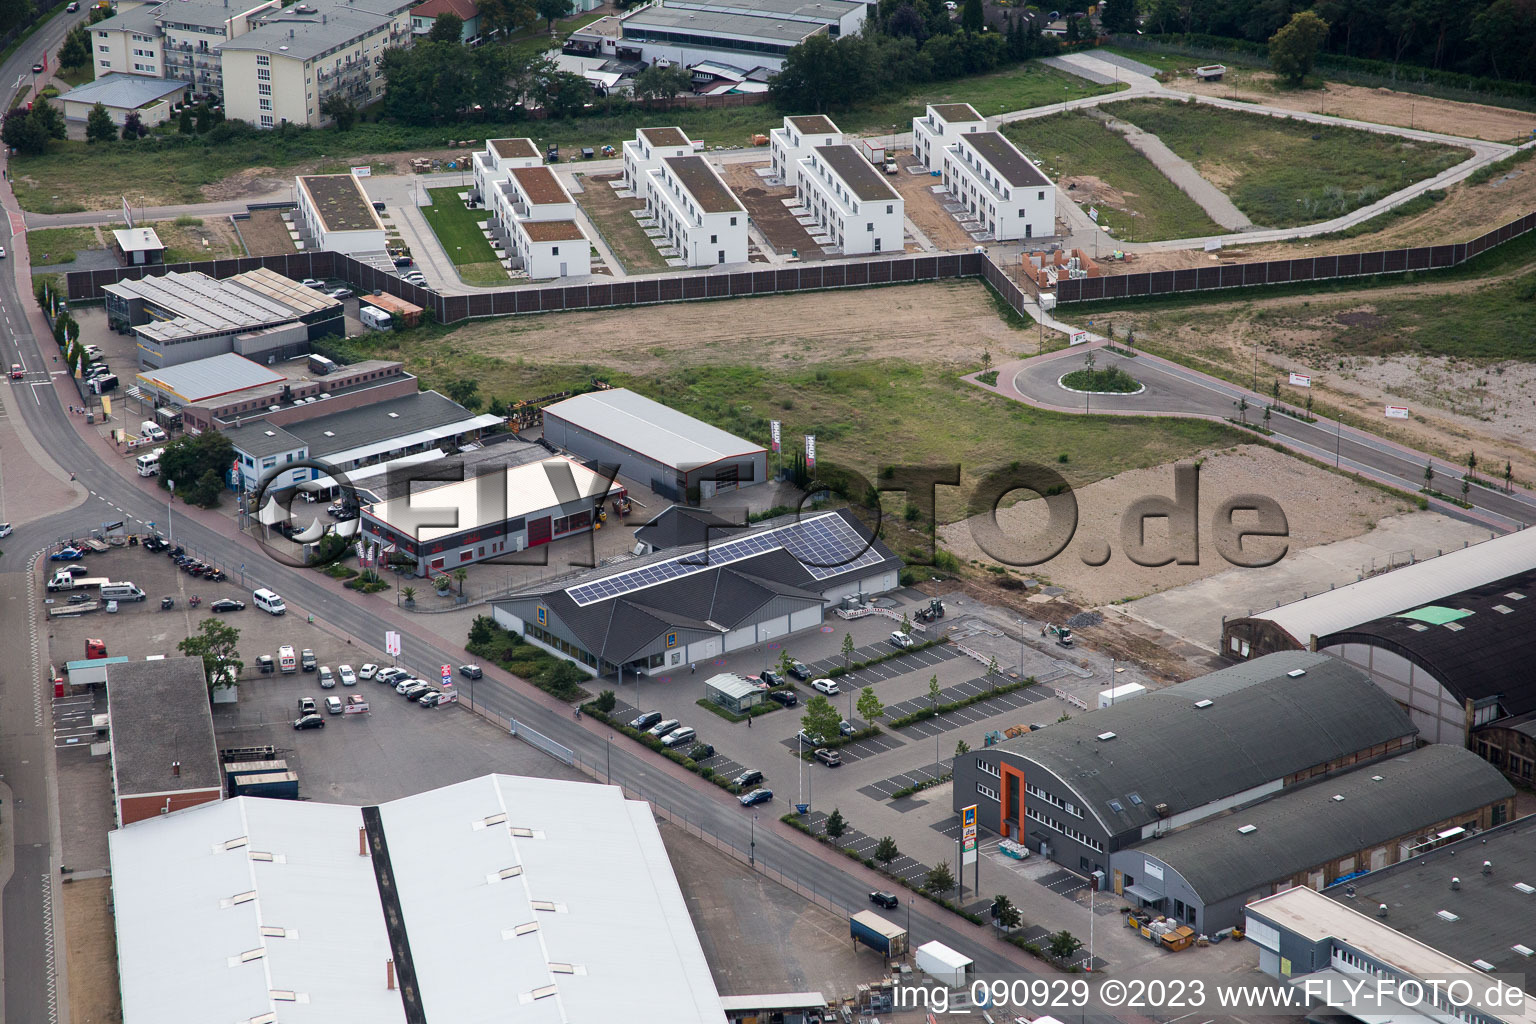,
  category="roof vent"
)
[1514,944,1535,958]
[1286,668,1306,678]
[1473,959,1496,972]
[1515,883,1535,894]
[1407,623,1429,632]
[1238,824,1257,834]
[1443,622,1465,632]
[388,411,400,418]
[264,429,276,437]
[1484,860,1493,875]
[497,866,524,880]
[1438,909,1460,921]
[323,430,335,437]
[510,921,539,937]
[480,812,508,828]
[1451,878,1461,891]
[1506,592,1525,600]
[1372,775,1384,781]
[1331,794,1345,802]
[1377,903,1388,917]
[1193,699,1213,708]
[1097,731,1117,741]
[1493,604,1514,614]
